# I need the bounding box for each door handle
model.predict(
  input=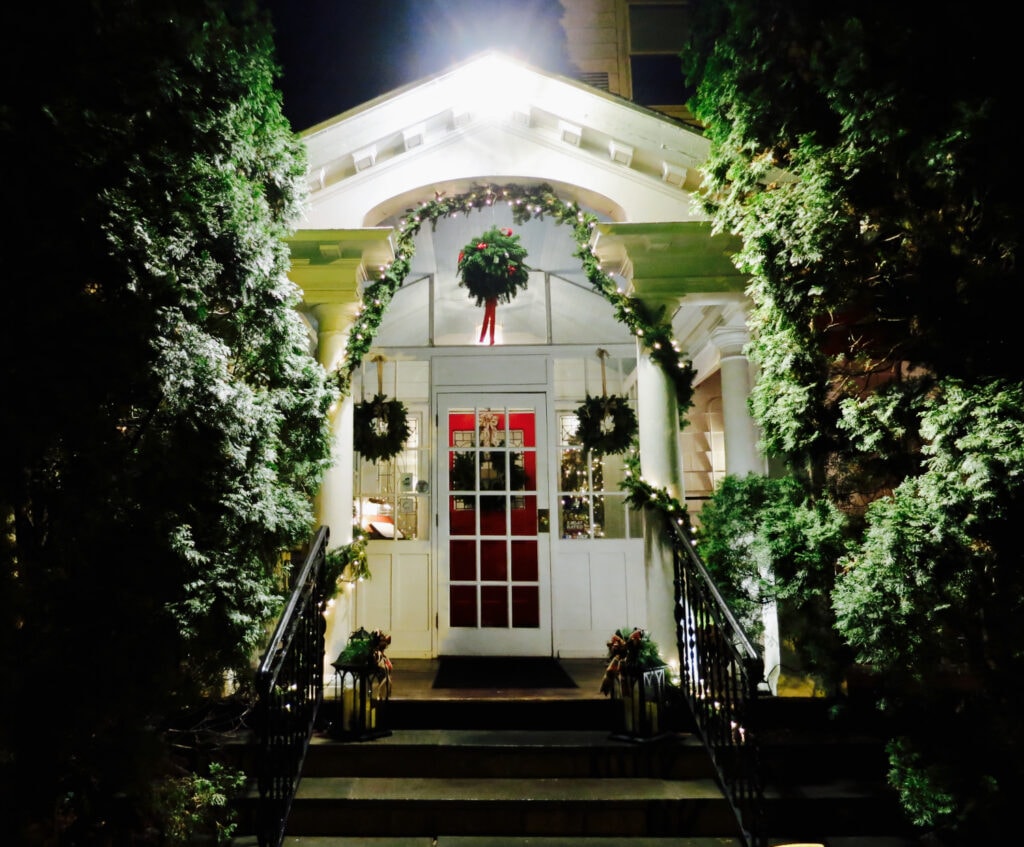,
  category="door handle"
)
[537,509,550,533]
